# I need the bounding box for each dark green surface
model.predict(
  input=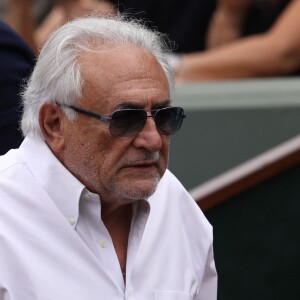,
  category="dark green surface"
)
[205,164,300,300]
[169,78,300,190]
[169,107,300,190]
